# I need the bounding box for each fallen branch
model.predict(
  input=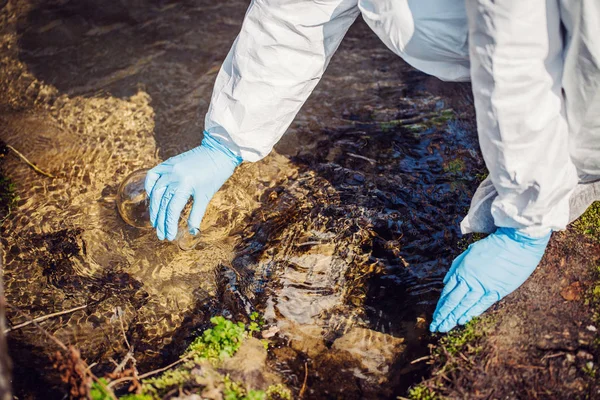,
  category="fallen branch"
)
[6,144,55,178]
[5,304,87,333]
